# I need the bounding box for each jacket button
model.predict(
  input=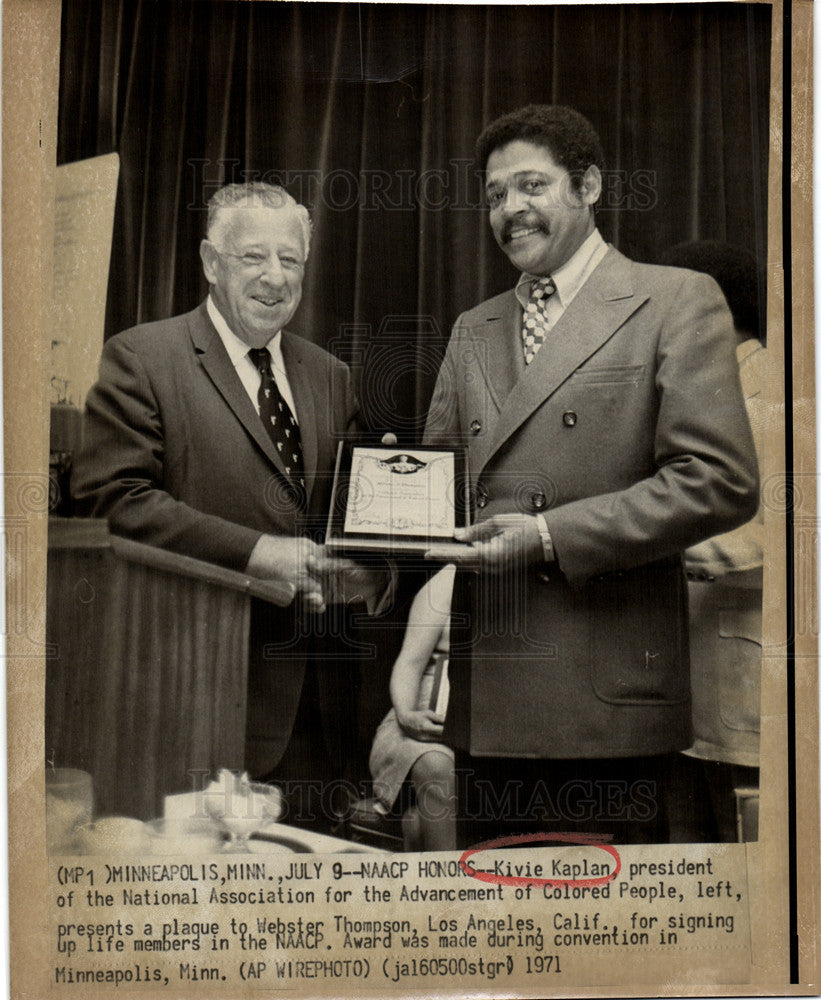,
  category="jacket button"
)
[562,411,577,427]
[477,494,488,509]
[537,569,550,584]
[470,419,482,435]
[531,491,546,510]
